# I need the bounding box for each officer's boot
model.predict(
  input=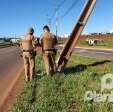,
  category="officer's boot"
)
[30,74,33,81]
[26,74,30,82]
